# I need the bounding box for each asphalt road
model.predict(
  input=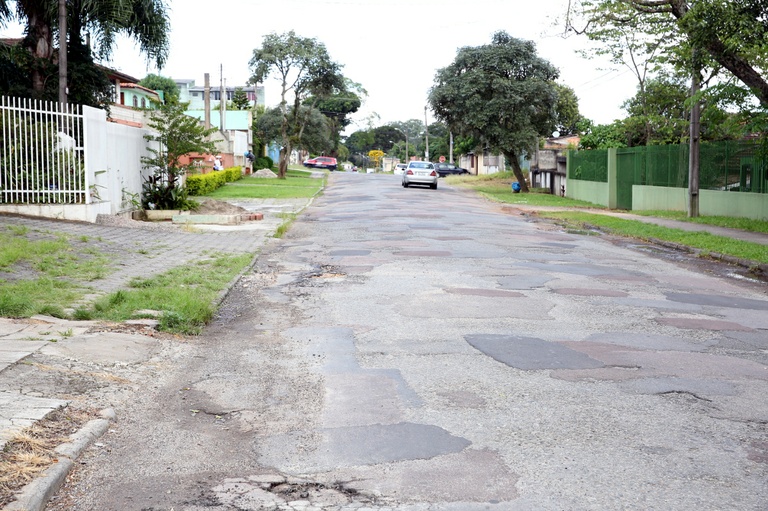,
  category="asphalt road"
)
[49,172,768,510]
